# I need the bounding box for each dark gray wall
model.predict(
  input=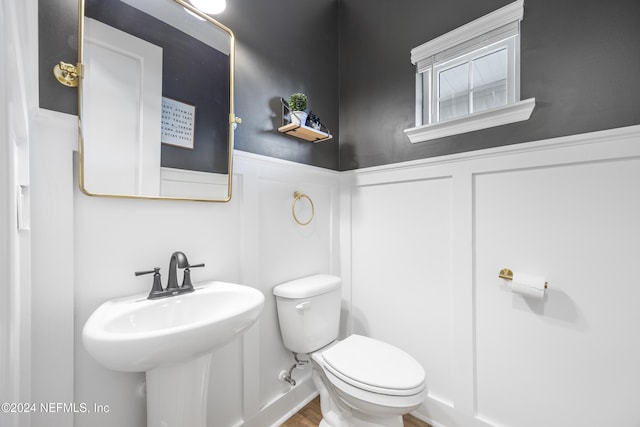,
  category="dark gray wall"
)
[39,0,79,115]
[38,0,340,170]
[219,0,340,169]
[339,0,640,170]
[38,1,640,172]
